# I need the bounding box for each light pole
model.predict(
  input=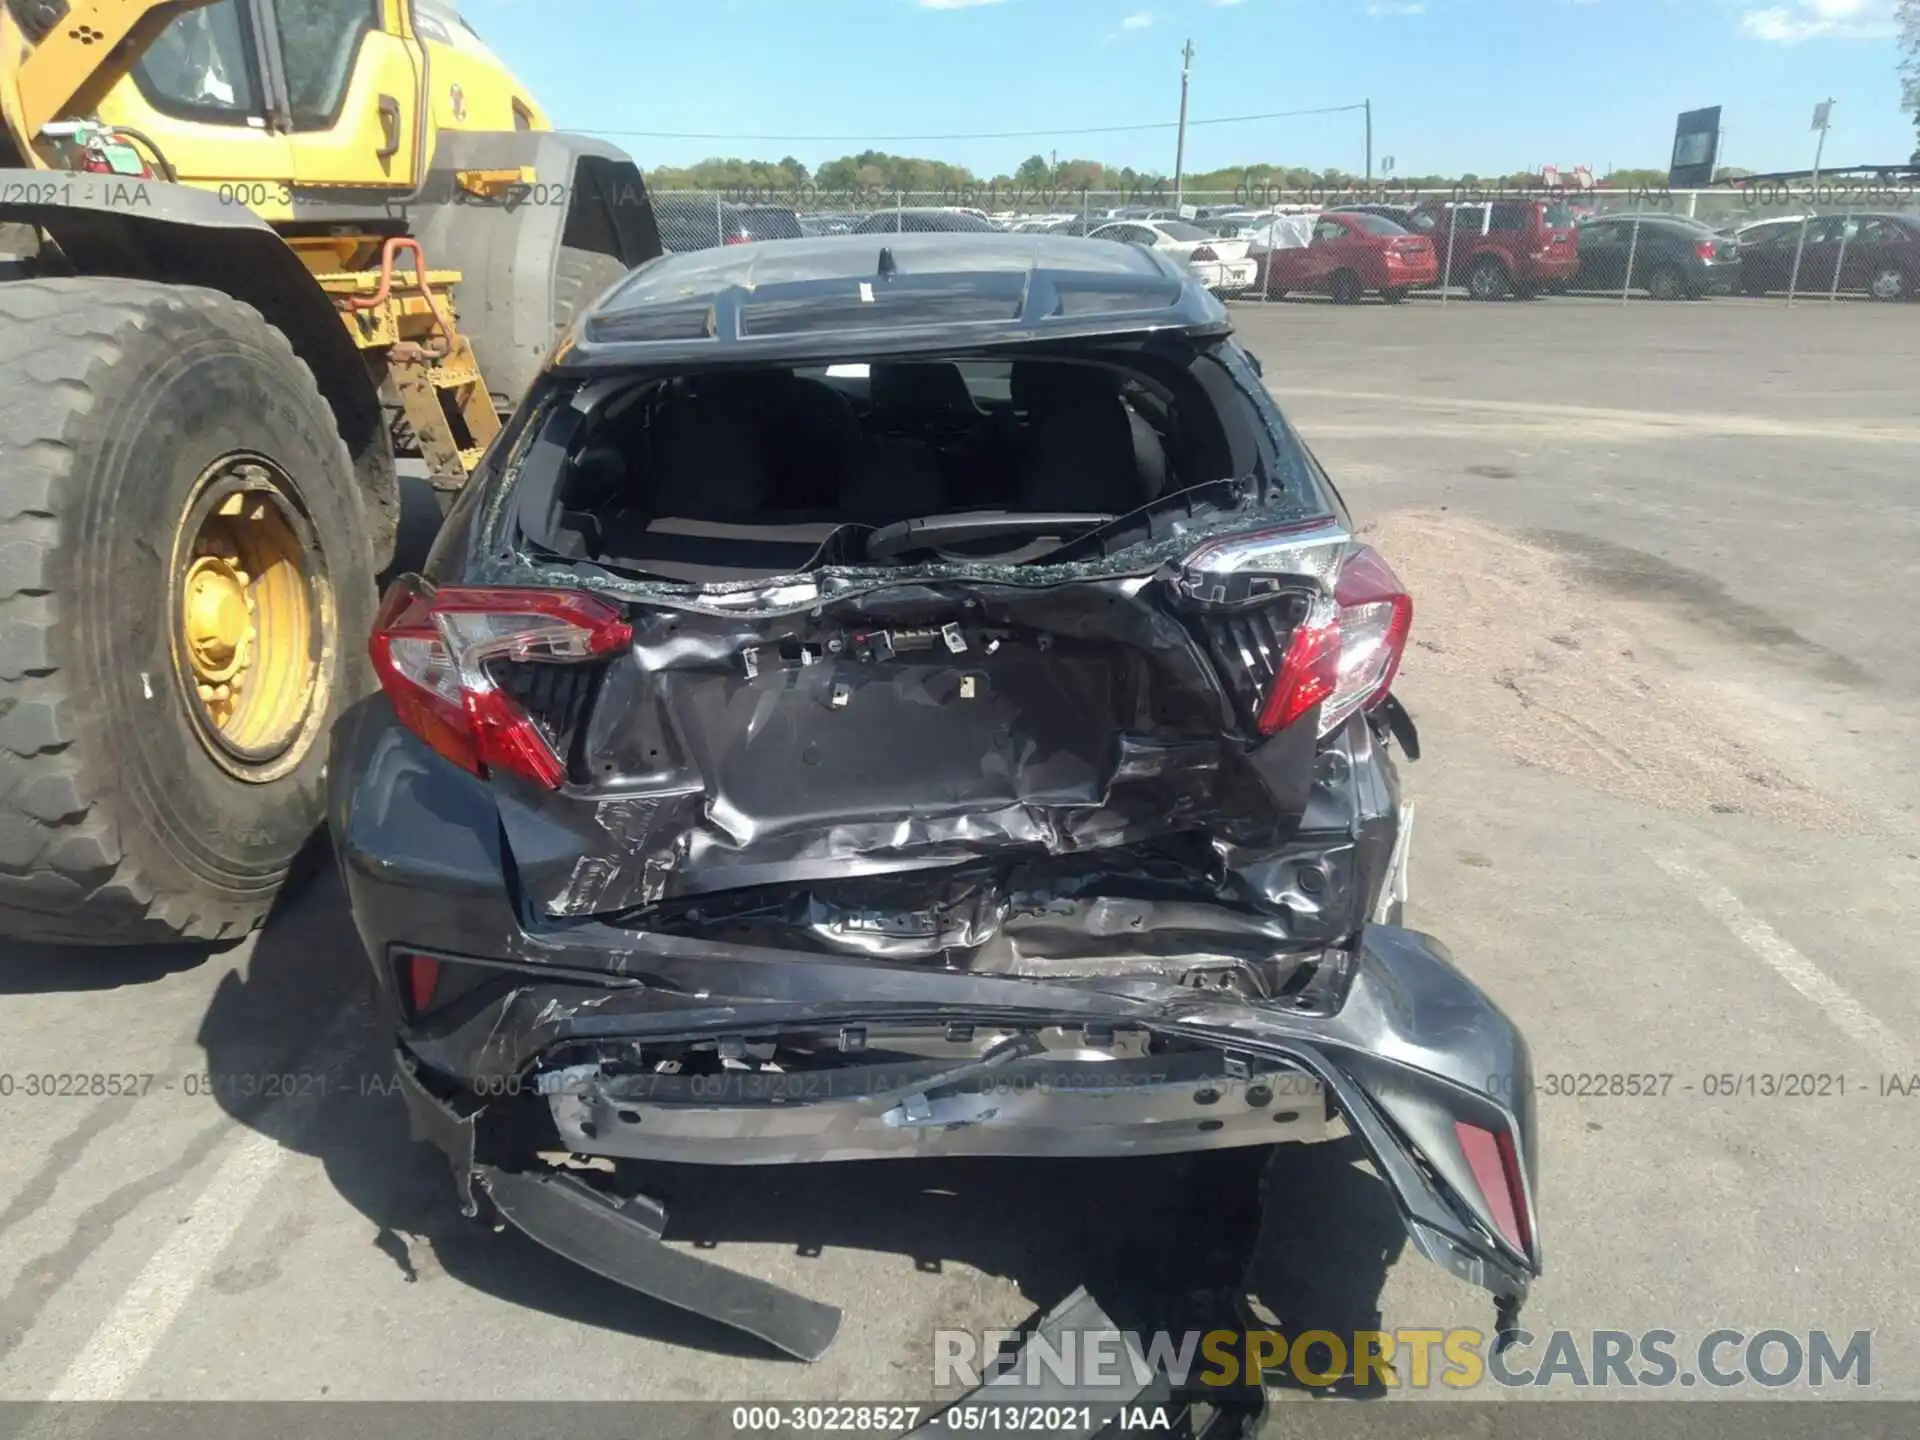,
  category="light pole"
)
[1173,39,1194,208]
[1786,98,1833,307]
